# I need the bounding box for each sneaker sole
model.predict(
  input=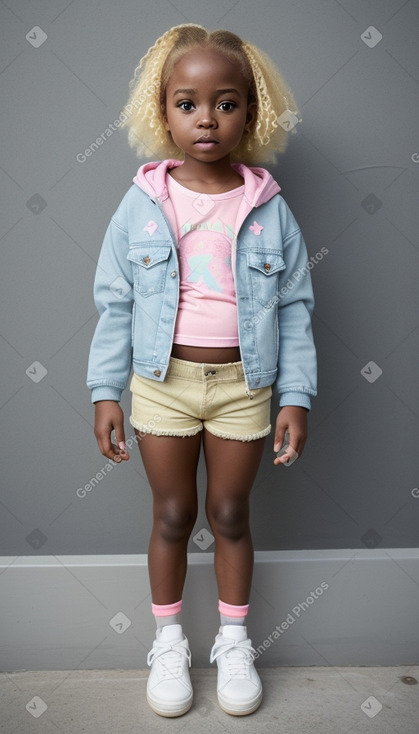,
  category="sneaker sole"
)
[217,689,263,716]
[146,691,193,718]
